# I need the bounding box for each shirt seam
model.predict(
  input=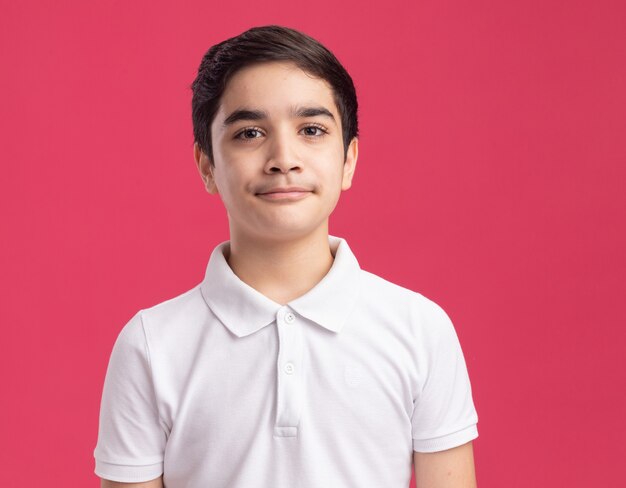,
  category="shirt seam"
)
[408,292,424,404]
[95,455,164,466]
[138,309,166,435]
[412,420,479,443]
